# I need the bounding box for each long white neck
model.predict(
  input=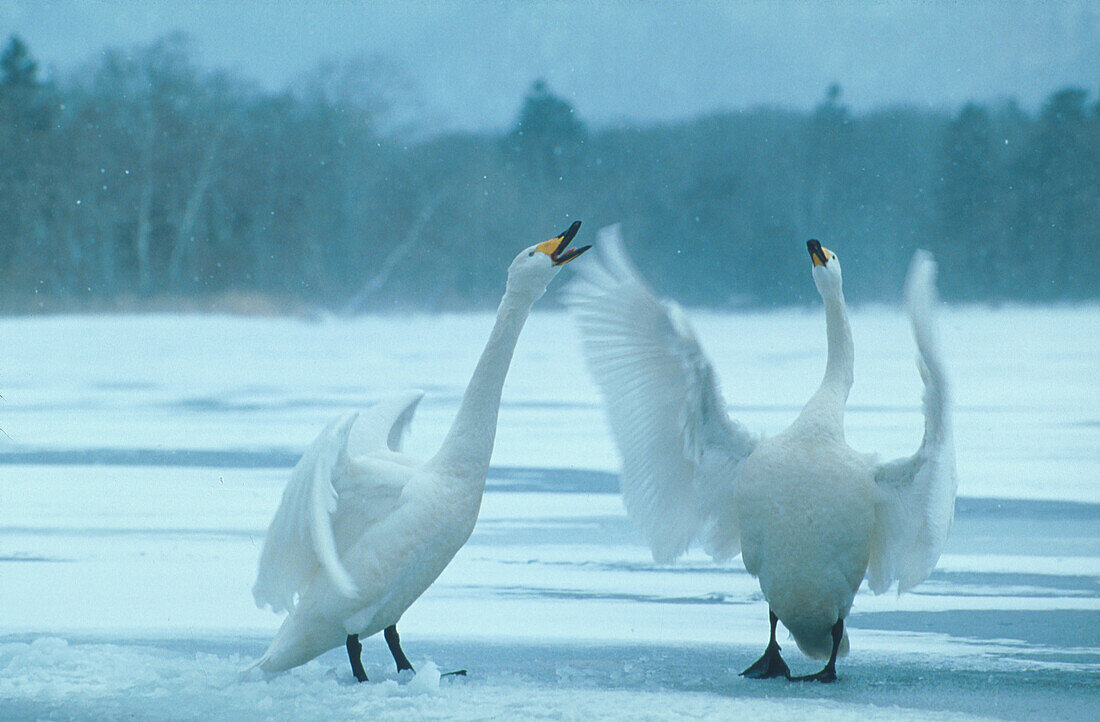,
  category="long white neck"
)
[429,288,535,480]
[797,284,853,437]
